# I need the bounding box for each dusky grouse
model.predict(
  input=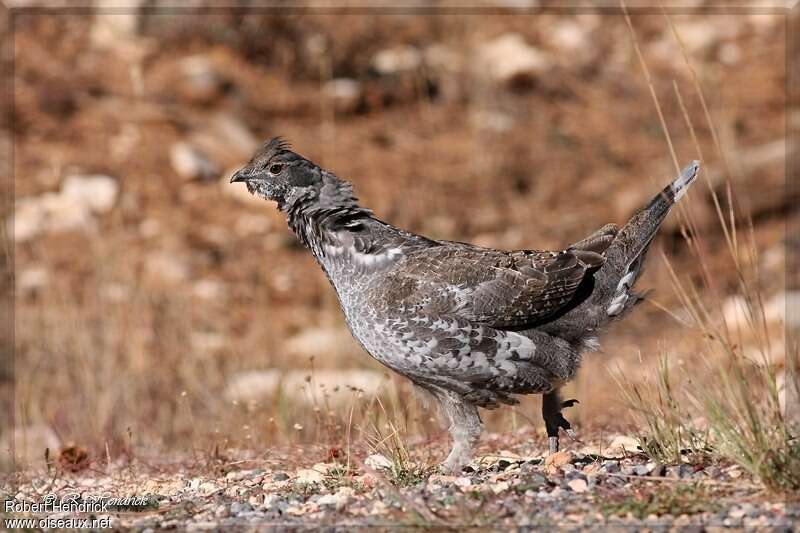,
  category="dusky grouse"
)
[231,138,700,472]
